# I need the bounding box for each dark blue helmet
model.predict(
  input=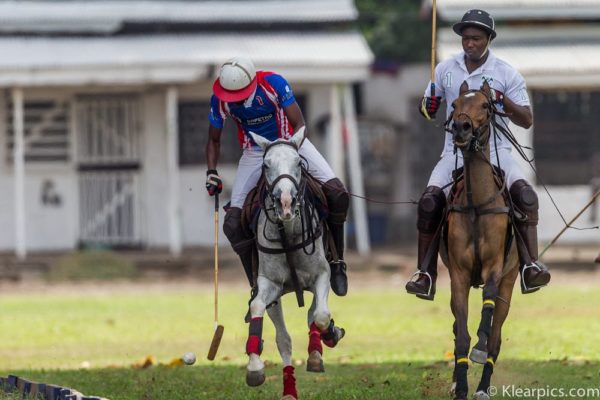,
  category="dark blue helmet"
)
[453,9,496,39]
